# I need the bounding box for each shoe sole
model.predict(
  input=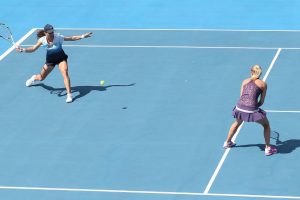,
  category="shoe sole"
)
[223,143,236,149]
